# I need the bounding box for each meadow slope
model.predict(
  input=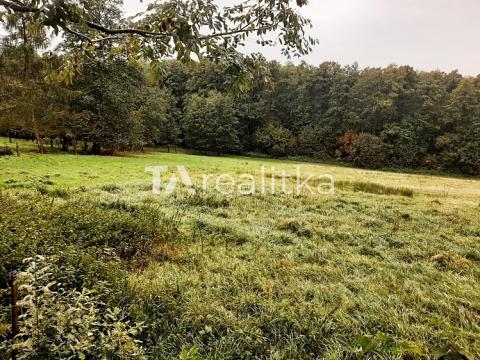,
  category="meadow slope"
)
[0,138,479,359]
